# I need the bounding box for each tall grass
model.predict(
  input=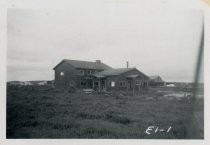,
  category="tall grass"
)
[6,86,203,138]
